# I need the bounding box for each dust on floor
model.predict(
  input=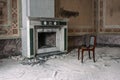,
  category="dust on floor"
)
[0,47,120,80]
